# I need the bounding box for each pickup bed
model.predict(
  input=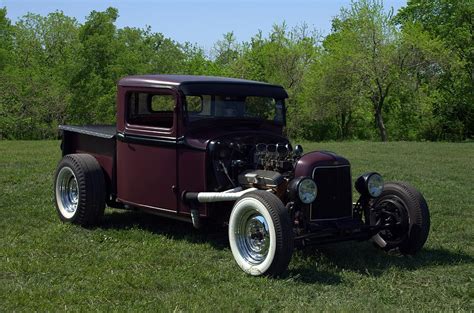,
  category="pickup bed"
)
[59,125,117,199]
